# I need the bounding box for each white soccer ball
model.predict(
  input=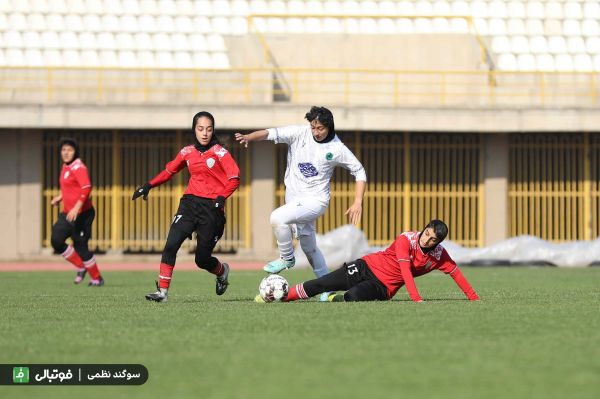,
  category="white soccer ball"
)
[259,274,289,302]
